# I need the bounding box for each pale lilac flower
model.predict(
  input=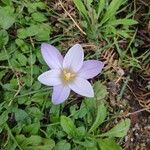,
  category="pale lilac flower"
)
[38,43,104,105]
